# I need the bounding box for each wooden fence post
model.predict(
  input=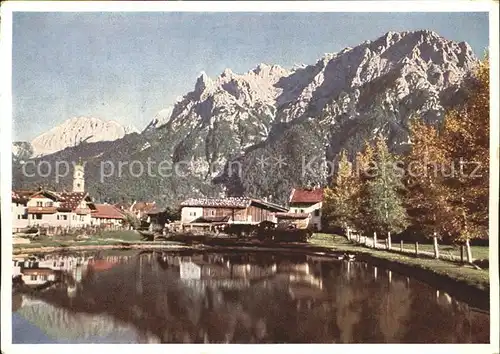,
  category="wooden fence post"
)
[465,238,473,263]
[415,242,419,256]
[433,234,440,259]
[400,240,404,252]
[373,232,377,249]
